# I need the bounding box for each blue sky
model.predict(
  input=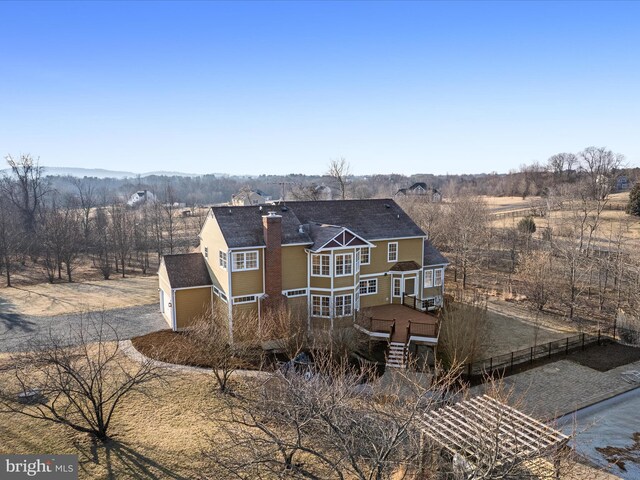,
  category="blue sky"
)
[1,1,638,175]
